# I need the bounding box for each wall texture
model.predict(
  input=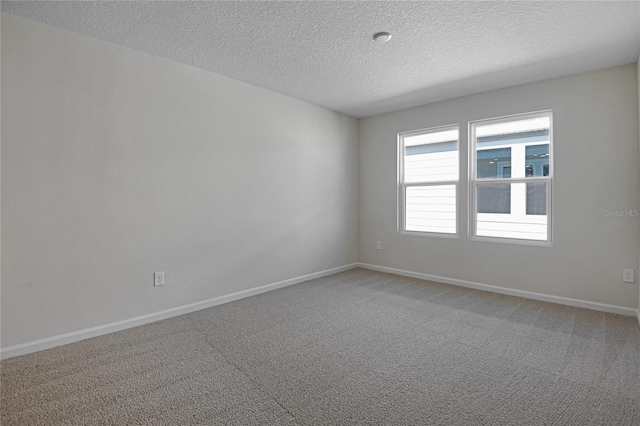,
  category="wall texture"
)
[359,64,639,309]
[1,14,358,348]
